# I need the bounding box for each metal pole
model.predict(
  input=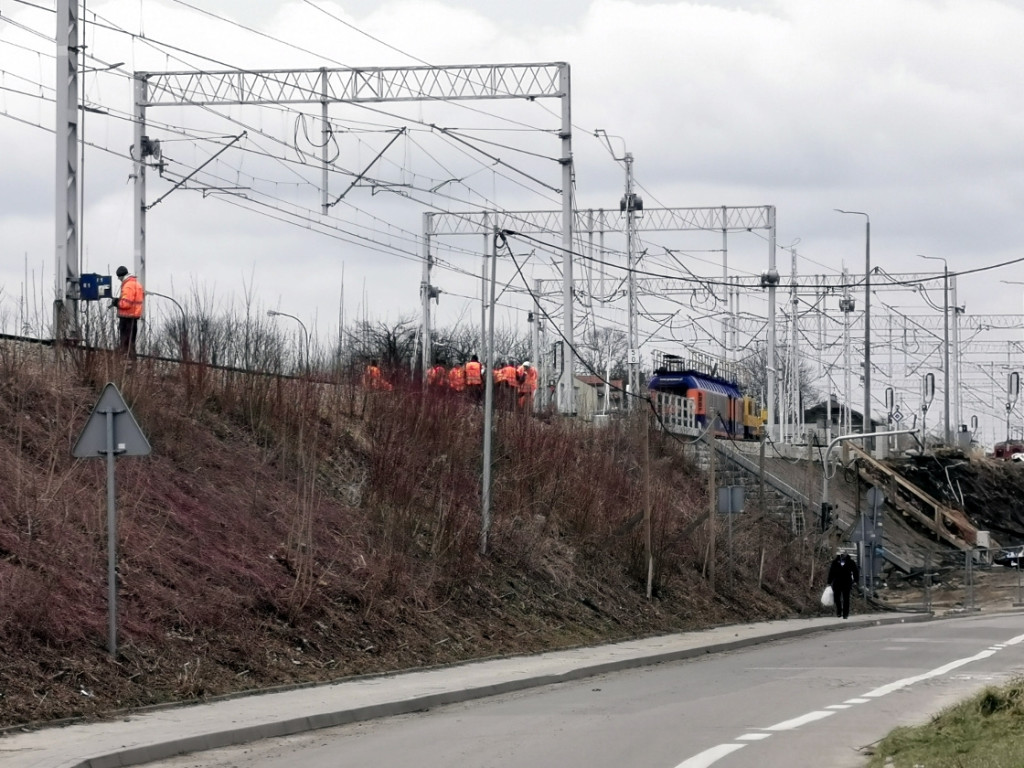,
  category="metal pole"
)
[56,0,80,341]
[865,217,871,450]
[943,264,951,444]
[421,212,432,380]
[558,63,575,416]
[104,408,117,657]
[767,207,778,441]
[133,75,147,295]
[481,229,498,555]
[625,153,638,409]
